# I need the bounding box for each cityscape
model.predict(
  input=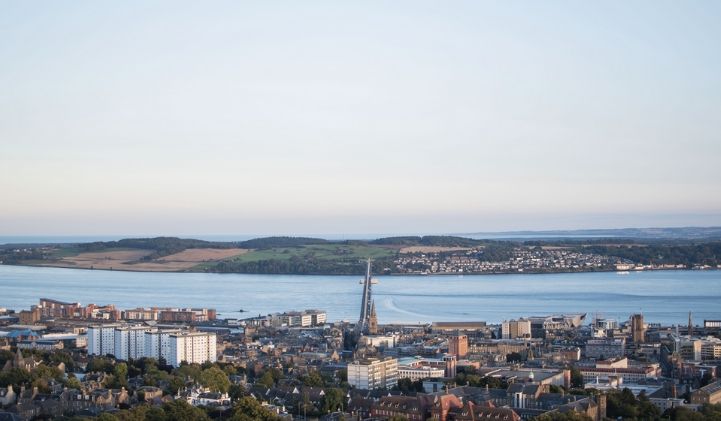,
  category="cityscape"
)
[0,260,720,420]
[2,1,721,420]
